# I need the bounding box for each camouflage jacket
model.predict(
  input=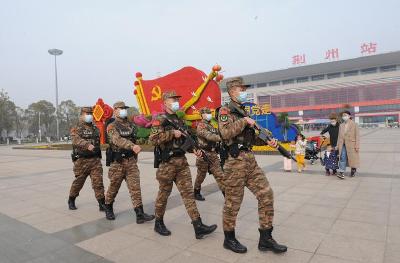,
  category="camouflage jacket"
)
[196,119,220,150]
[107,117,137,152]
[71,121,100,154]
[149,113,187,154]
[218,101,264,148]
